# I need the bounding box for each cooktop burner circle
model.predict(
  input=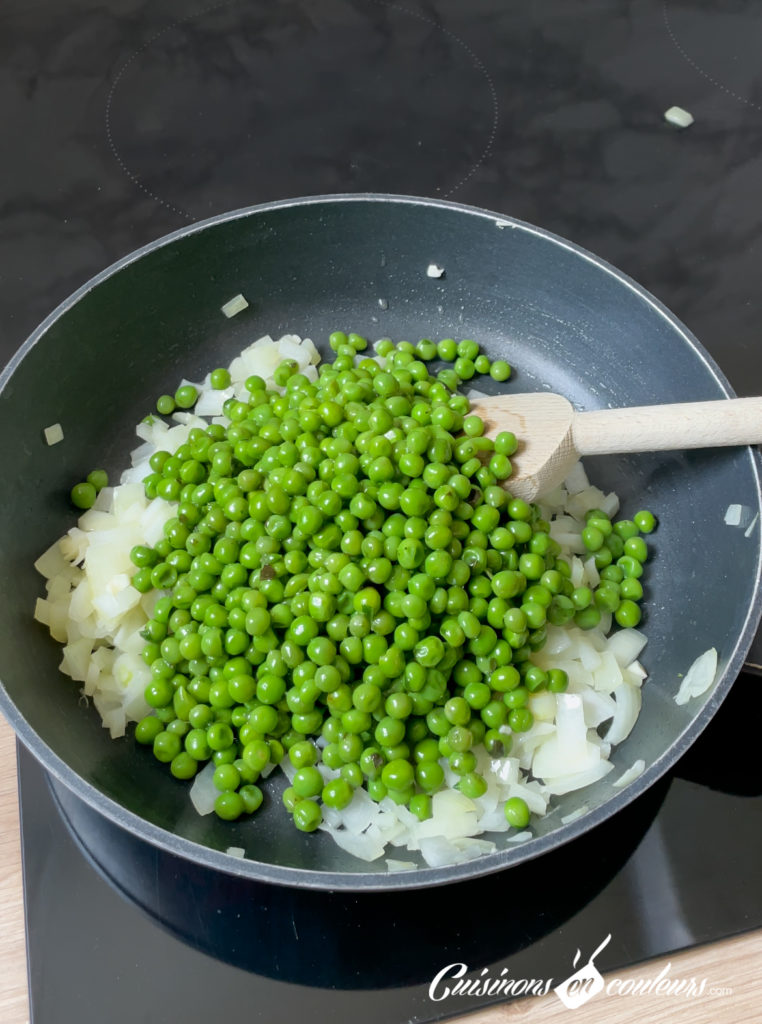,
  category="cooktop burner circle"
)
[663,0,762,112]
[105,0,499,220]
